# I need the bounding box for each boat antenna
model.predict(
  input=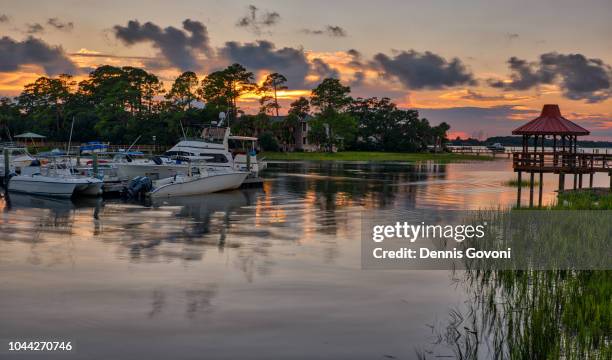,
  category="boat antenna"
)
[66,116,75,154]
[179,119,187,139]
[126,135,142,152]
